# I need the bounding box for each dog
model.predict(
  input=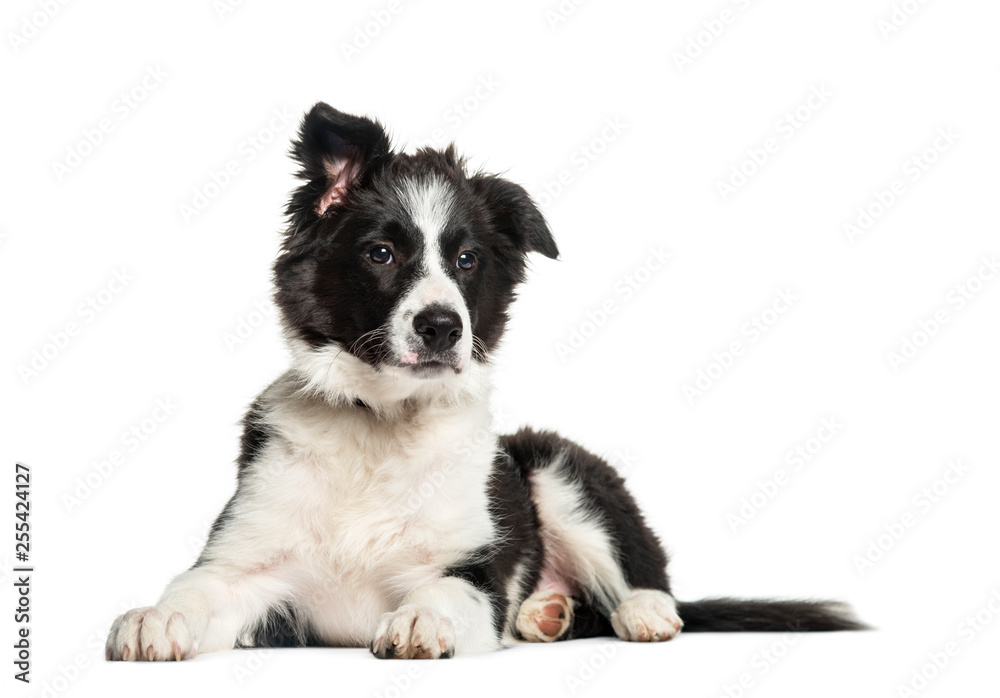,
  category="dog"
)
[106,103,864,661]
